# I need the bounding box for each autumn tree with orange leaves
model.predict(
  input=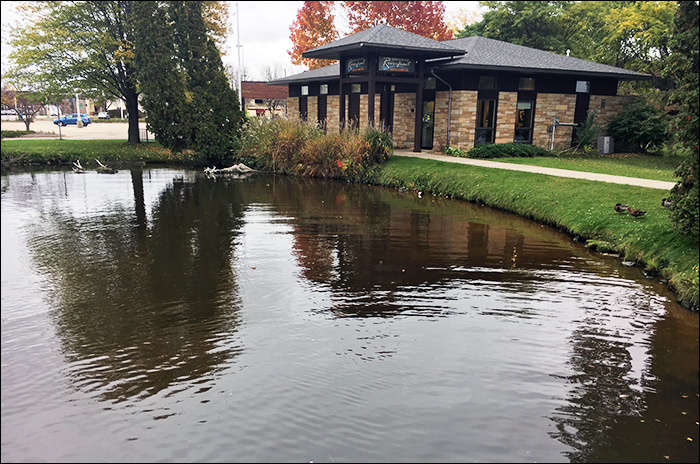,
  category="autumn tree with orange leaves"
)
[289,1,338,70]
[289,1,453,70]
